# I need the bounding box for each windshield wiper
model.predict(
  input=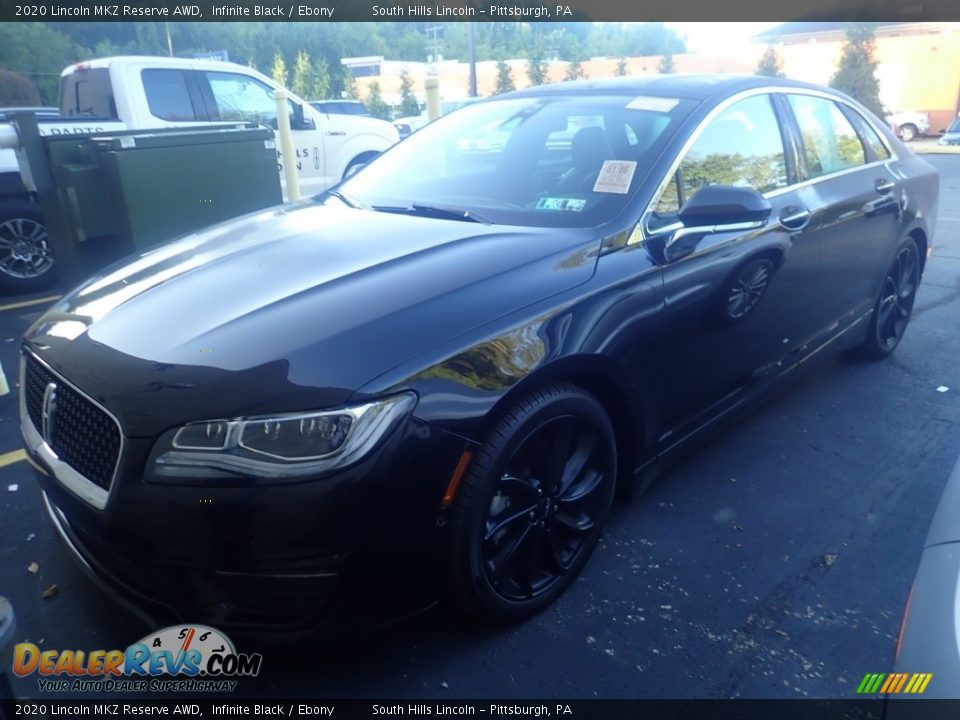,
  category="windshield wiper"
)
[372,203,492,225]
